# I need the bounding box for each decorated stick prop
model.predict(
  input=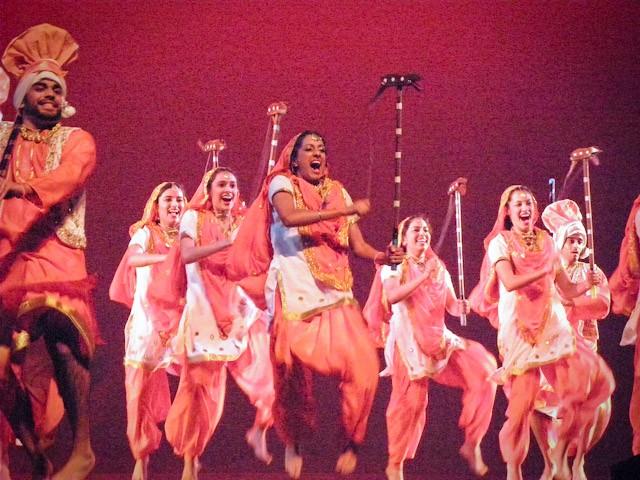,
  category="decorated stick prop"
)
[448,177,468,326]
[266,101,288,174]
[373,73,422,269]
[197,138,227,172]
[548,178,556,204]
[569,146,602,272]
